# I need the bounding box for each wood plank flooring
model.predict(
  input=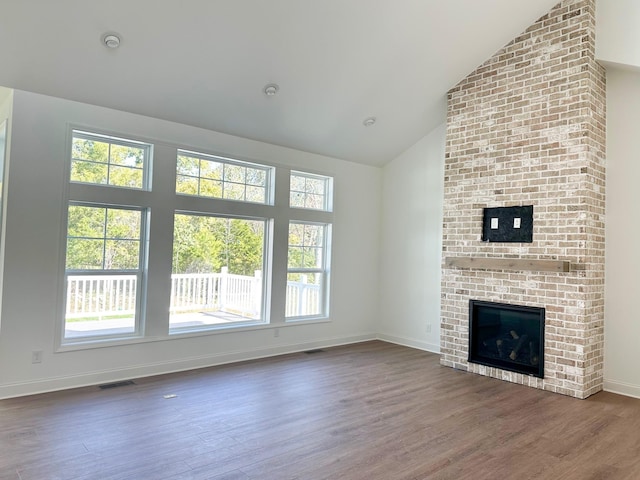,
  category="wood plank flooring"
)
[1,341,640,479]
